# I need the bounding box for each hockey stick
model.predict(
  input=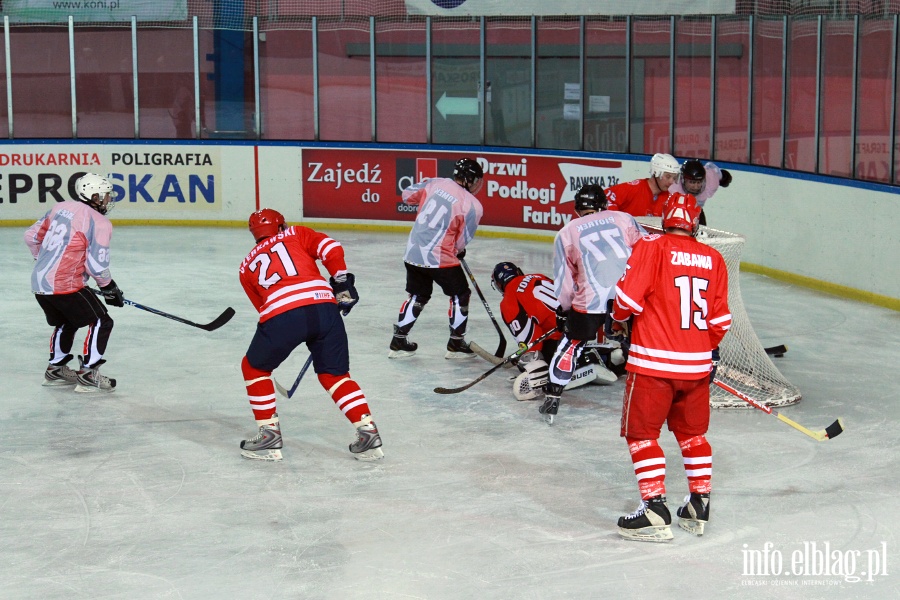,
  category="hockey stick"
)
[713,379,844,441]
[434,327,558,395]
[90,288,235,331]
[274,354,314,399]
[765,344,788,357]
[458,257,507,358]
